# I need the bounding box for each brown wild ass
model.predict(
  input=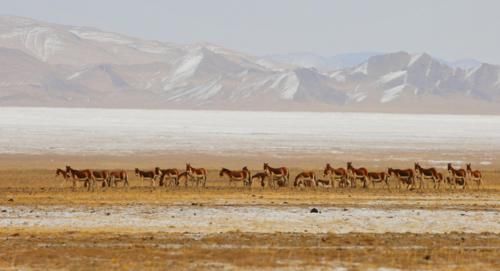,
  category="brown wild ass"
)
[65,166,94,190]
[414,163,439,189]
[346,162,368,188]
[108,170,129,187]
[56,168,71,187]
[134,168,157,186]
[323,163,348,188]
[155,167,180,187]
[447,163,468,189]
[294,171,317,187]
[388,168,415,190]
[186,163,207,187]
[436,172,446,187]
[177,171,190,187]
[263,163,290,187]
[91,170,110,188]
[466,163,482,188]
[367,171,390,189]
[219,167,252,186]
[251,172,269,187]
